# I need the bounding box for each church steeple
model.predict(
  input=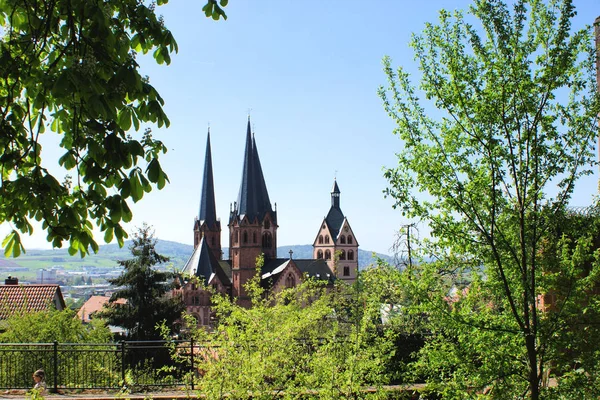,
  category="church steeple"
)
[232,118,275,223]
[229,118,278,306]
[313,179,359,283]
[199,130,217,228]
[194,129,221,260]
